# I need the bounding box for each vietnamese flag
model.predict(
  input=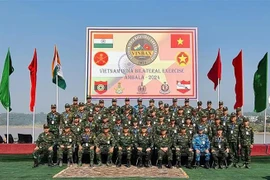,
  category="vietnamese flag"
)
[171,34,190,48]
[28,49,37,112]
[207,49,222,90]
[232,50,243,109]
